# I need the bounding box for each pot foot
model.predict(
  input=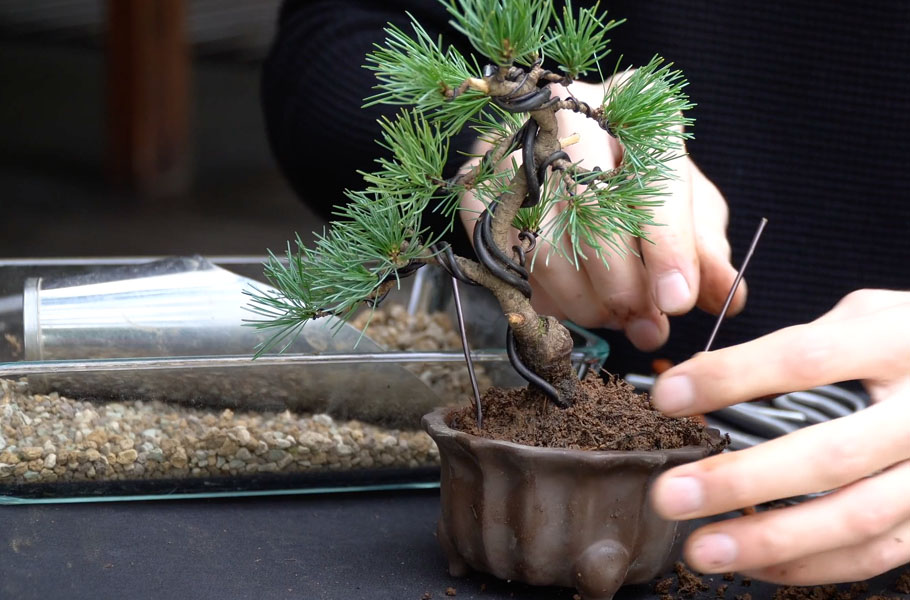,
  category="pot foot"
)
[573,540,630,600]
[437,519,469,577]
